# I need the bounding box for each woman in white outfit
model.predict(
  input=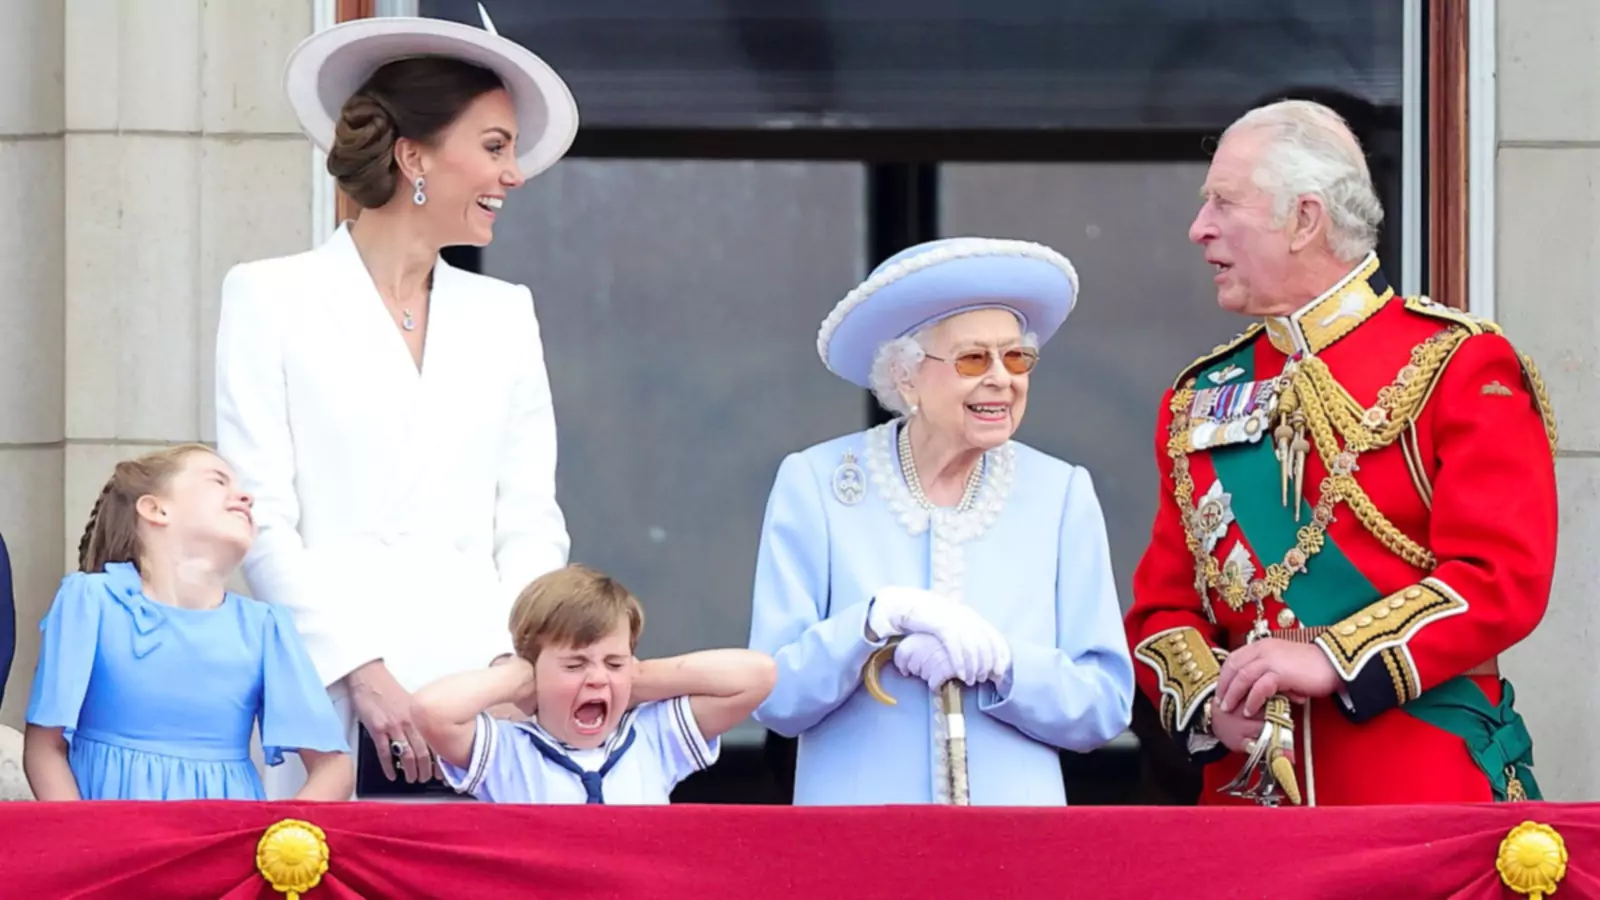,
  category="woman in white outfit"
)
[214,12,577,798]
